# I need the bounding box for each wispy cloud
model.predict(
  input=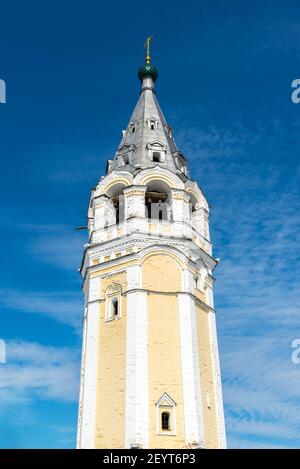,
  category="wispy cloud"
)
[0,341,80,405]
[29,229,86,271]
[1,221,87,272]
[0,289,82,330]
